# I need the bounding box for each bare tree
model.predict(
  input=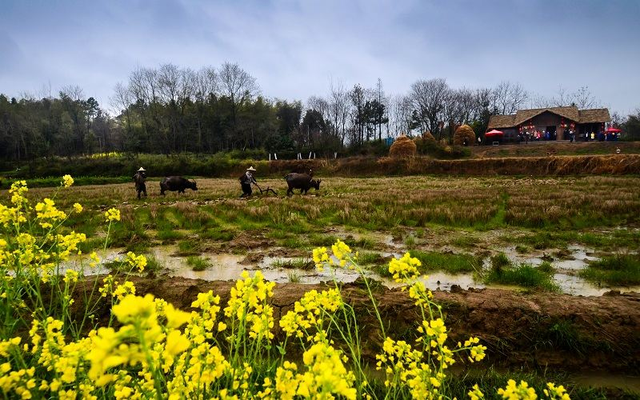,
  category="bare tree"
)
[389,94,413,137]
[195,67,218,101]
[218,62,259,105]
[492,81,528,115]
[307,96,330,123]
[409,78,450,139]
[531,94,555,108]
[328,81,350,145]
[569,86,599,109]
[158,63,181,104]
[471,88,494,121]
[60,85,85,102]
[532,85,600,109]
